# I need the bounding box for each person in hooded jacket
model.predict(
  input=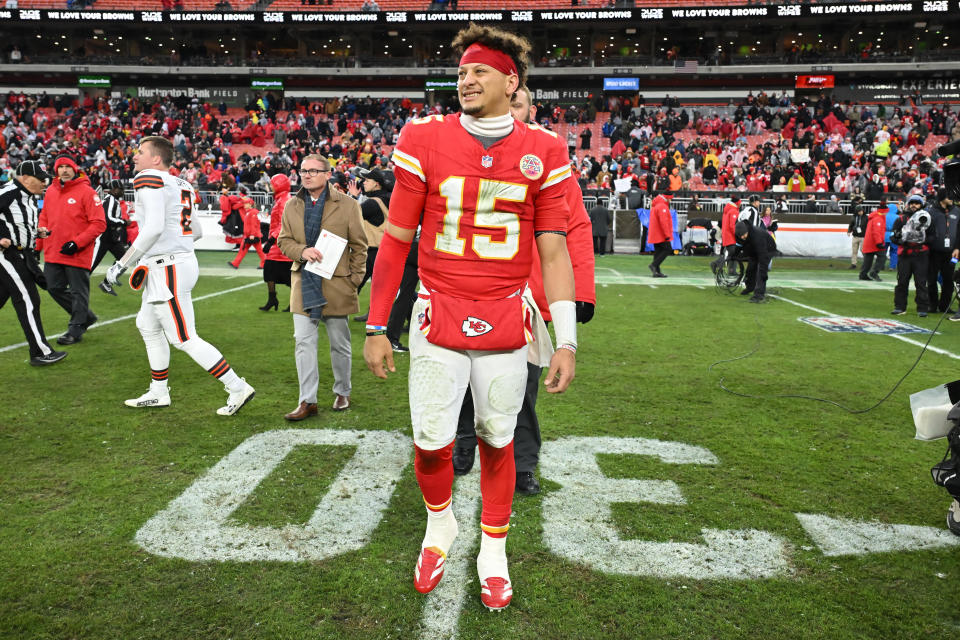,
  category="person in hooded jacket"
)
[711,194,740,276]
[647,191,673,277]
[925,188,959,314]
[37,155,105,344]
[259,172,293,311]
[228,199,267,270]
[859,199,887,282]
